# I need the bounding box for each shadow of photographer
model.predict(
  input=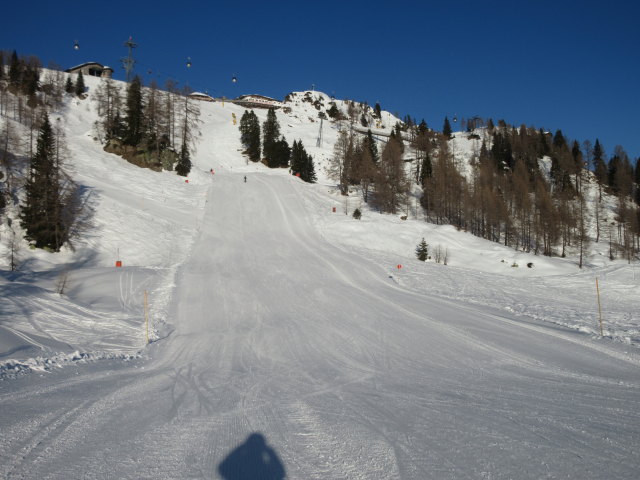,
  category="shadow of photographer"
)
[218,432,286,480]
